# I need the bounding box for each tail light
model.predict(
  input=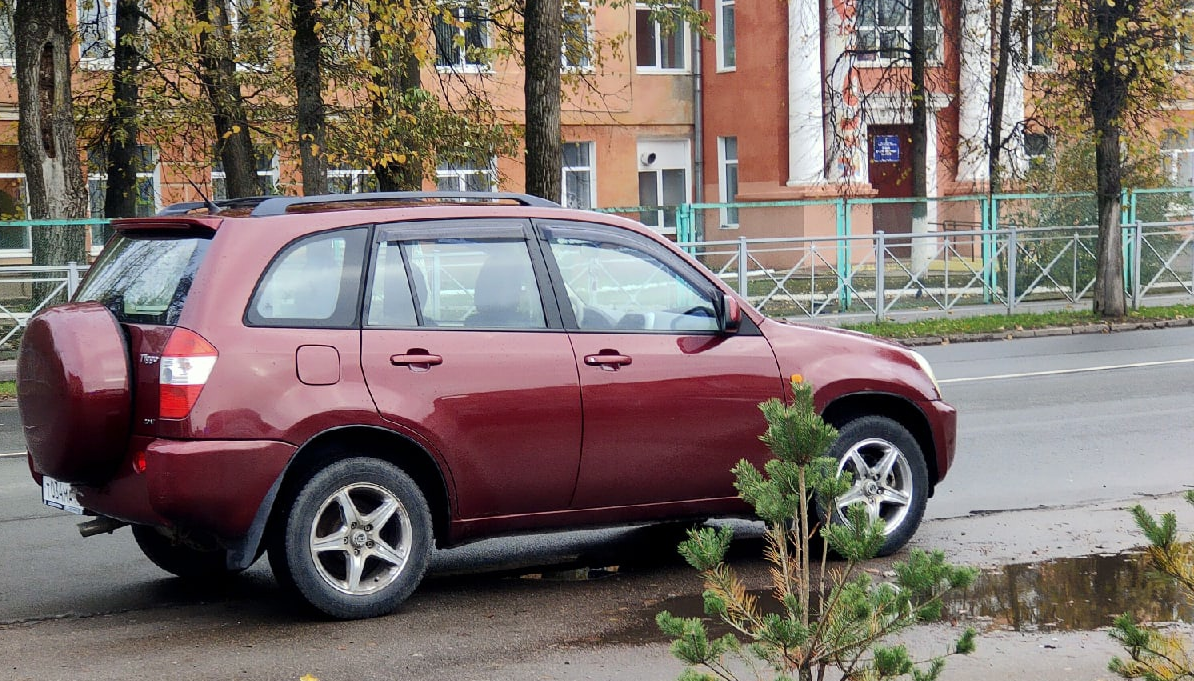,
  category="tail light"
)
[159,328,218,419]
